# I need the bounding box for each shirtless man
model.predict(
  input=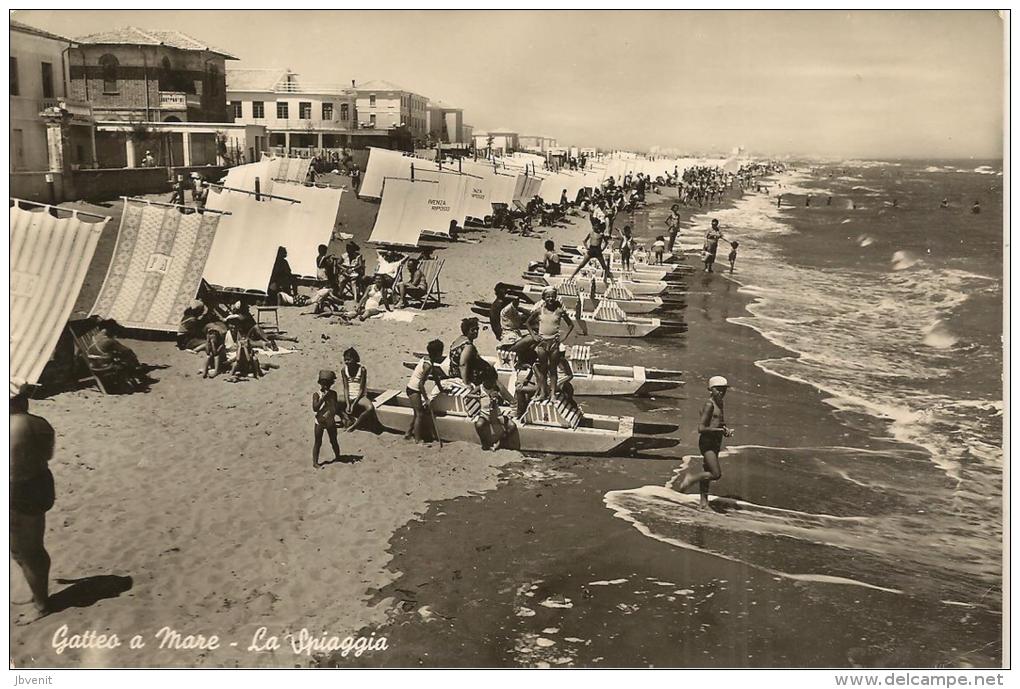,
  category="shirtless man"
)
[10,387,56,618]
[677,376,733,510]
